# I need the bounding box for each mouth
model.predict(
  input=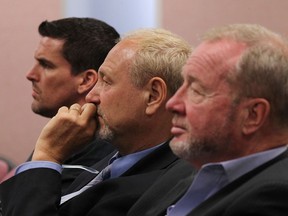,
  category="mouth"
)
[31,84,40,97]
[96,111,104,124]
[96,109,102,118]
[31,89,39,98]
[171,118,187,136]
[171,125,187,136]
